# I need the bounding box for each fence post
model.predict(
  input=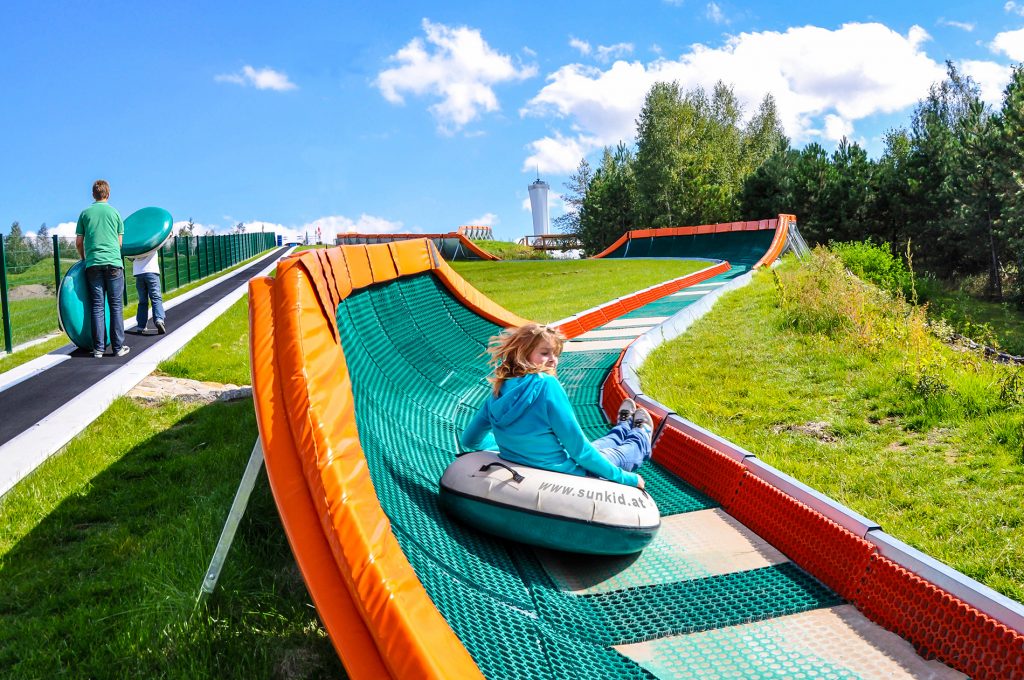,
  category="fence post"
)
[159,245,166,293]
[0,237,12,353]
[173,236,180,292]
[186,237,193,284]
[51,235,61,293]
